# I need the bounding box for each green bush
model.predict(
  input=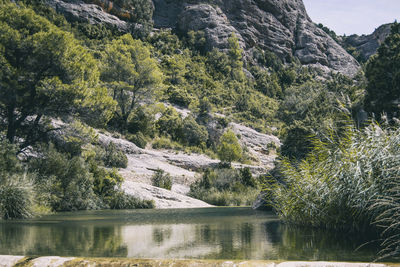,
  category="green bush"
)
[151,136,183,150]
[167,86,193,107]
[182,116,208,147]
[151,169,172,190]
[0,174,35,219]
[217,130,242,165]
[29,145,100,211]
[107,190,155,209]
[91,166,123,198]
[189,168,260,206]
[156,107,183,141]
[127,107,155,137]
[126,132,148,149]
[103,143,128,168]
